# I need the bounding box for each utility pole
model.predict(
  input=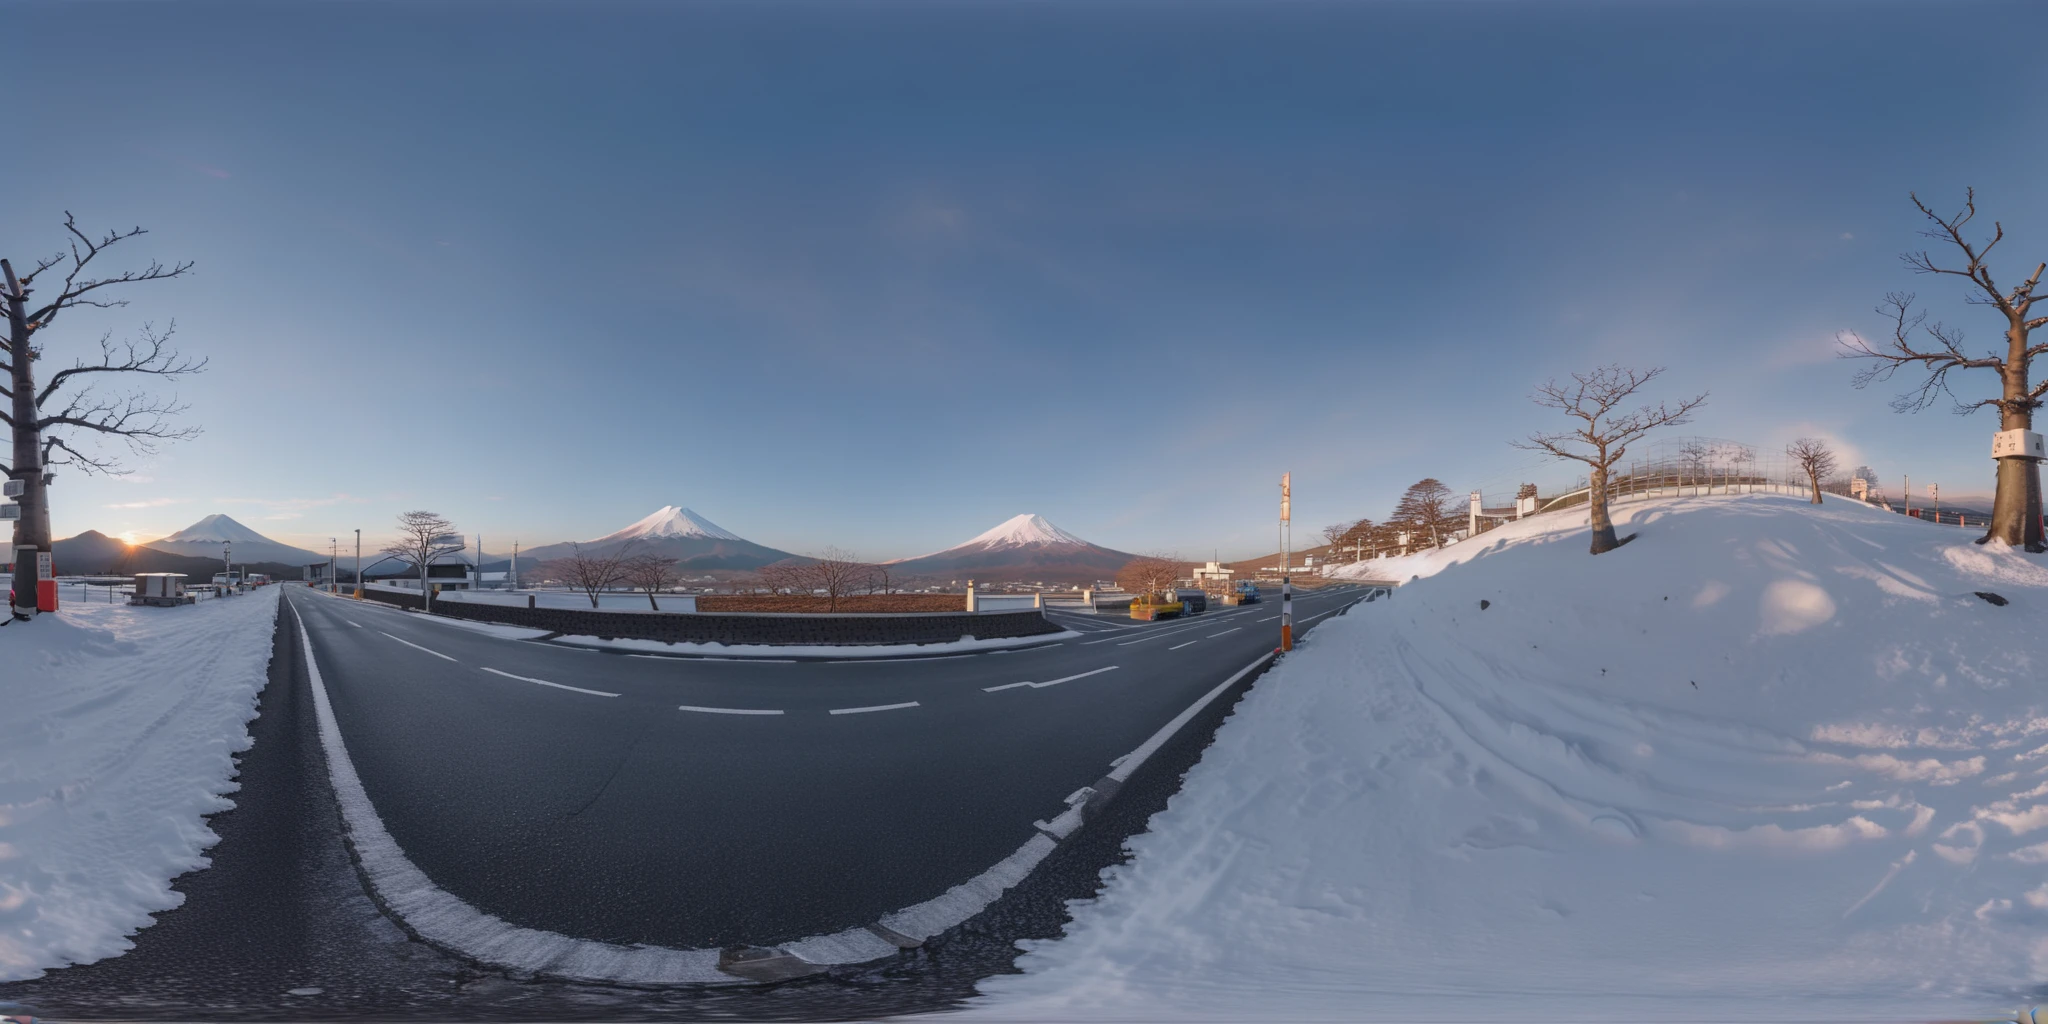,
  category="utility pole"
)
[511,539,519,593]
[354,528,361,599]
[330,538,338,593]
[1280,471,1293,652]
[4,259,51,618]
